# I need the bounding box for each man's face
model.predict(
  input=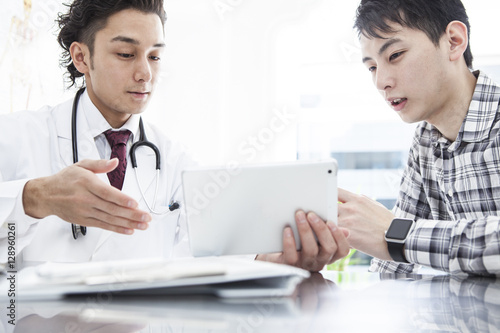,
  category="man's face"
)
[360,23,452,125]
[84,9,165,127]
